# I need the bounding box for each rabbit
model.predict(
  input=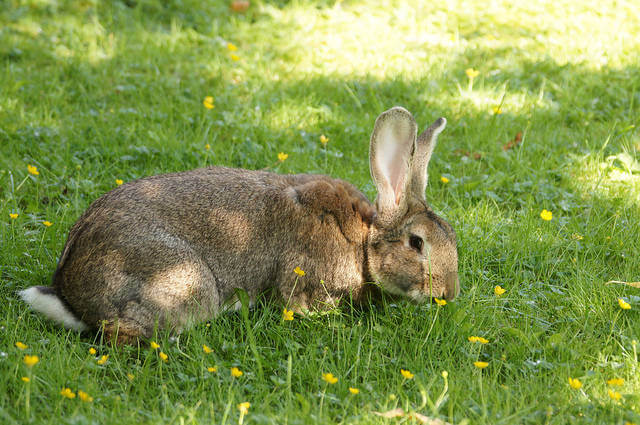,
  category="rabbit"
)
[19,106,459,344]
